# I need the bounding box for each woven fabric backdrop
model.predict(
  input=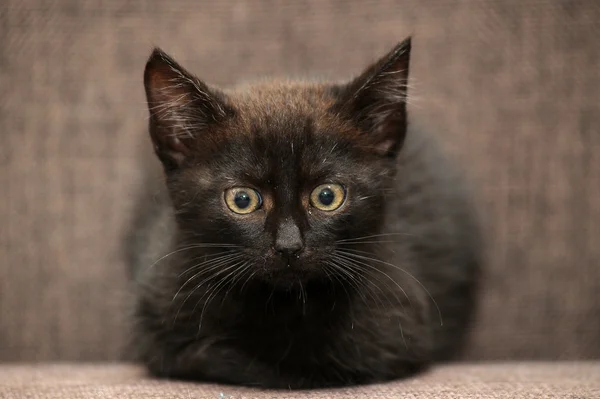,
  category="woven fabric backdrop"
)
[1,0,599,362]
